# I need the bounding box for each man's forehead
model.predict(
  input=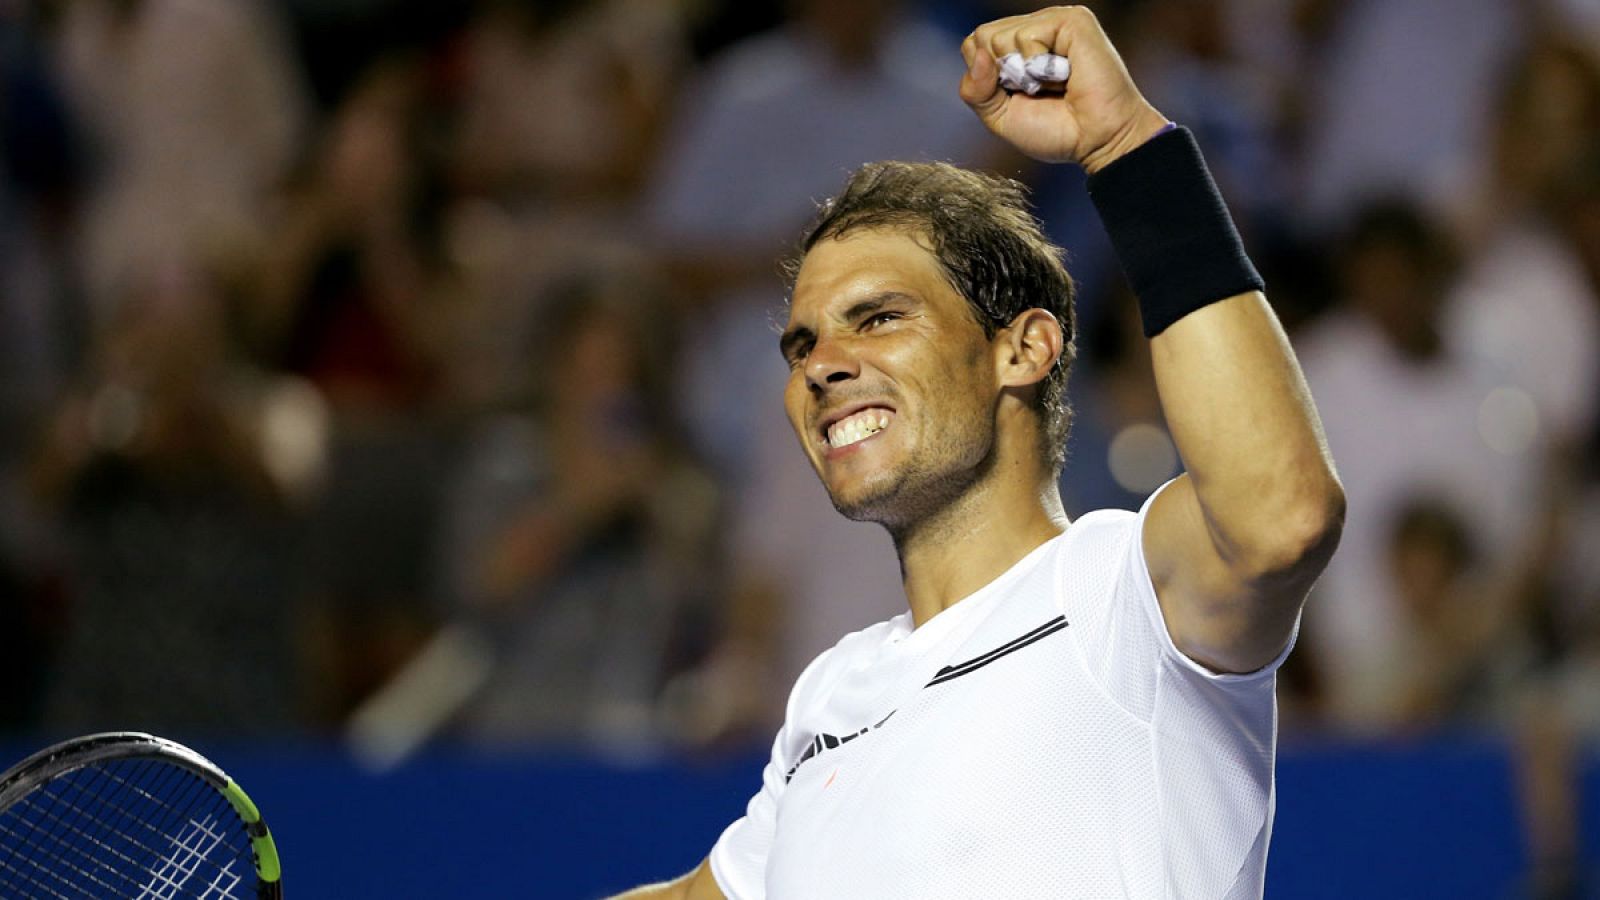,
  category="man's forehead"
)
[789,230,944,319]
